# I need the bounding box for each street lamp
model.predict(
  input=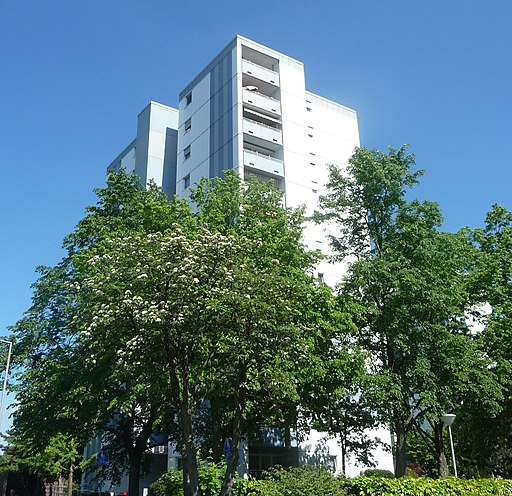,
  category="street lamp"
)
[440,413,458,477]
[0,339,13,436]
